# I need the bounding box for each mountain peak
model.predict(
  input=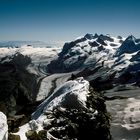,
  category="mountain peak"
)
[84,33,95,40]
[84,33,99,40]
[116,35,140,55]
[98,34,114,42]
[125,35,136,42]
